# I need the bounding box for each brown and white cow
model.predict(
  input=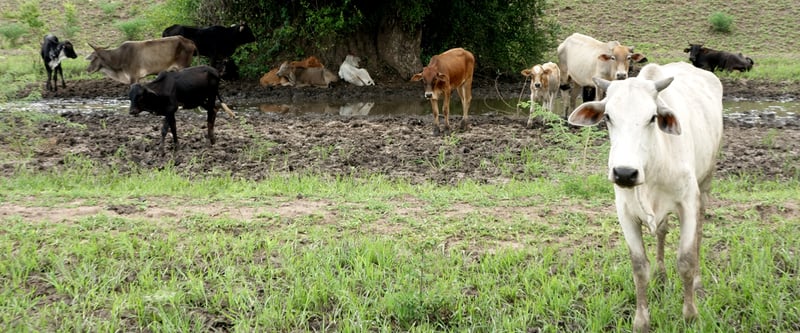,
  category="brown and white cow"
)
[410,47,475,136]
[276,60,338,88]
[259,67,290,87]
[86,36,196,84]
[557,33,646,116]
[568,62,723,332]
[521,62,561,127]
